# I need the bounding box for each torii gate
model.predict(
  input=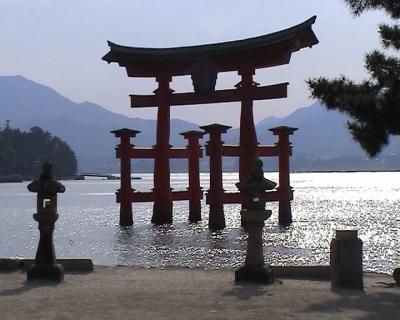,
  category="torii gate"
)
[103,16,318,225]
